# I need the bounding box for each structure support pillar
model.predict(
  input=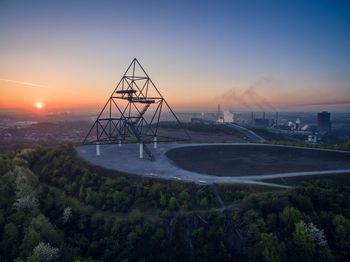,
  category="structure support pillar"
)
[96,142,100,156]
[139,142,143,159]
[153,136,157,149]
